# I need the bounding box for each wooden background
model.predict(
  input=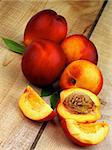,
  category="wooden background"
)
[0,0,112,150]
